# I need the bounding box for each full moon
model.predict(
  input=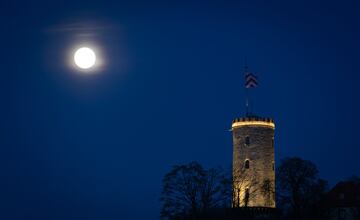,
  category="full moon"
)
[74,47,96,69]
